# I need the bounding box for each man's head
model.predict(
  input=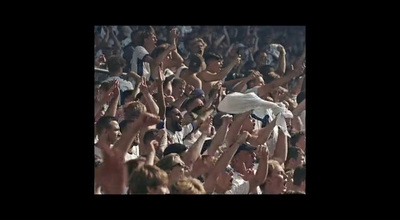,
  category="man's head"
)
[290,131,306,151]
[237,114,256,133]
[231,143,257,172]
[285,147,305,170]
[253,50,268,68]
[216,166,235,192]
[261,160,288,194]
[204,52,223,73]
[106,55,126,75]
[185,96,204,115]
[170,177,206,194]
[188,53,204,73]
[143,129,159,146]
[166,106,183,132]
[292,164,306,192]
[128,164,169,194]
[171,78,186,99]
[96,116,121,145]
[140,30,157,48]
[124,101,147,121]
[156,153,188,185]
[188,38,207,55]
